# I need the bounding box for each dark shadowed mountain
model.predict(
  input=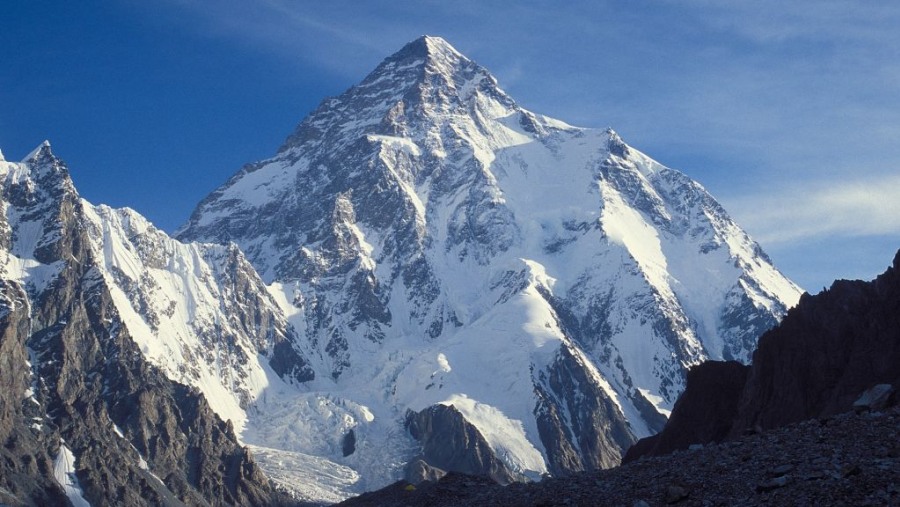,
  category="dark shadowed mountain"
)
[625,248,900,462]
